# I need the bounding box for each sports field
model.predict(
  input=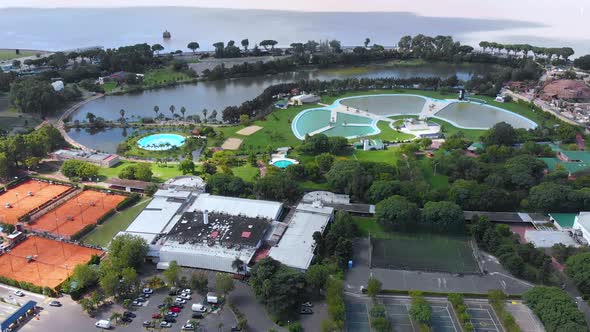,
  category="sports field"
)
[26,190,126,238]
[0,236,103,288]
[370,234,480,274]
[0,180,72,224]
